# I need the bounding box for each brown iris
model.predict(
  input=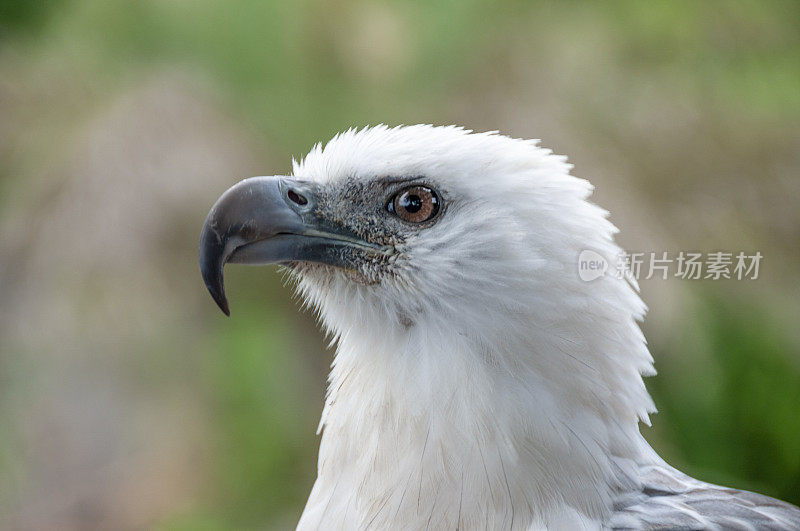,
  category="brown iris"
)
[388,185,440,223]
